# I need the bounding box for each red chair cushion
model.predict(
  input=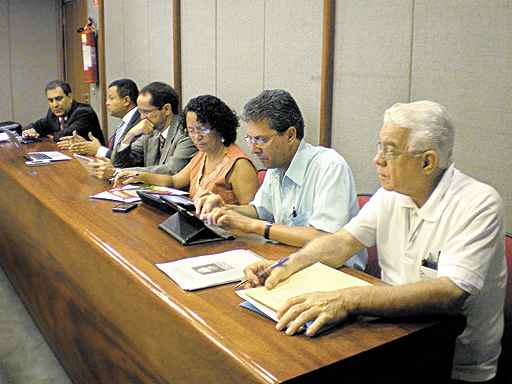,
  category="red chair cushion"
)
[505,234,512,322]
[257,169,267,186]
